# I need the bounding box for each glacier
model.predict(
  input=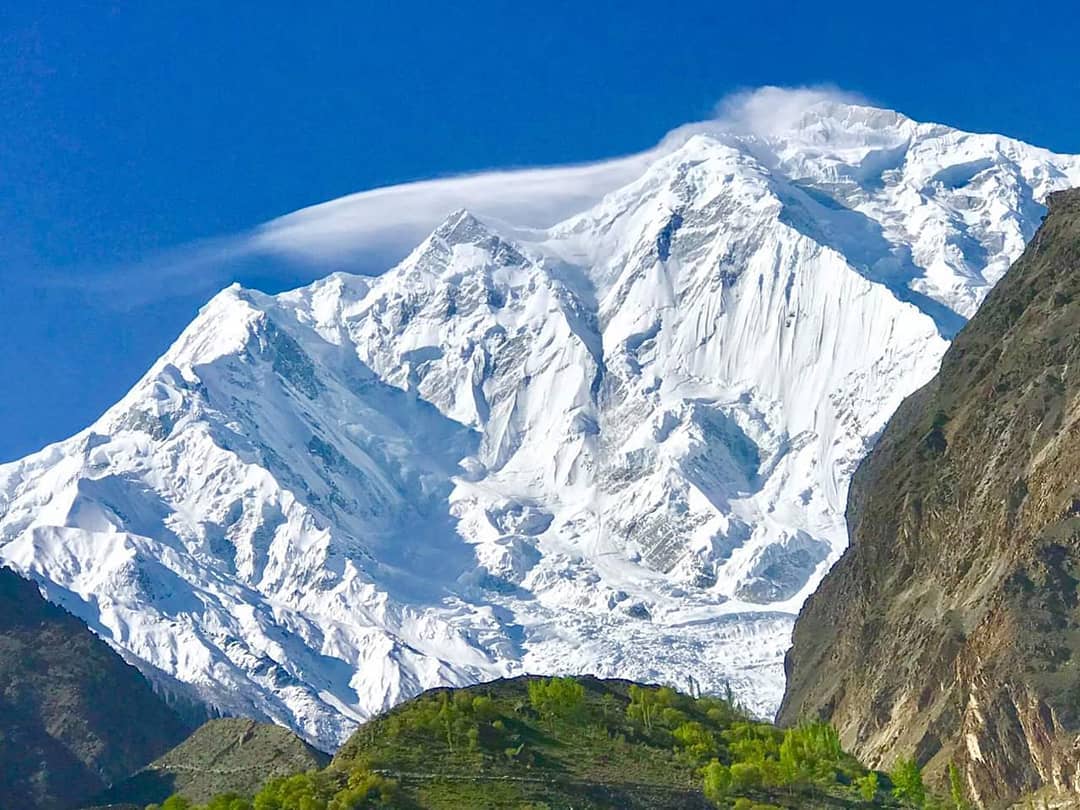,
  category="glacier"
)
[3,97,1080,750]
